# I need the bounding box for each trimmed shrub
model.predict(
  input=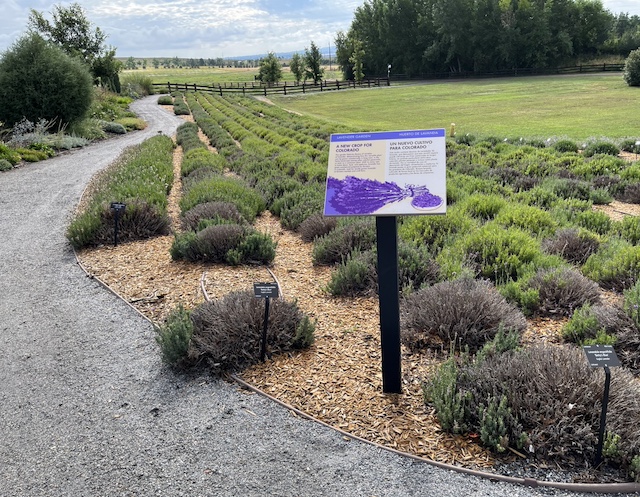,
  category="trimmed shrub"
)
[115,117,147,131]
[571,154,626,179]
[154,305,194,368]
[326,243,440,296]
[623,48,640,87]
[617,216,640,245]
[157,95,173,105]
[553,140,579,153]
[181,148,226,177]
[399,205,477,251]
[583,239,640,291]
[541,228,600,265]
[562,303,629,345]
[179,176,266,222]
[460,193,506,220]
[181,202,246,231]
[0,143,21,164]
[298,213,337,242]
[401,277,527,354]
[312,217,376,265]
[455,223,541,283]
[574,210,612,235]
[526,267,601,316]
[0,159,13,171]
[102,121,127,134]
[583,141,620,158]
[226,231,277,266]
[171,224,275,265]
[189,291,314,372]
[495,203,557,236]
